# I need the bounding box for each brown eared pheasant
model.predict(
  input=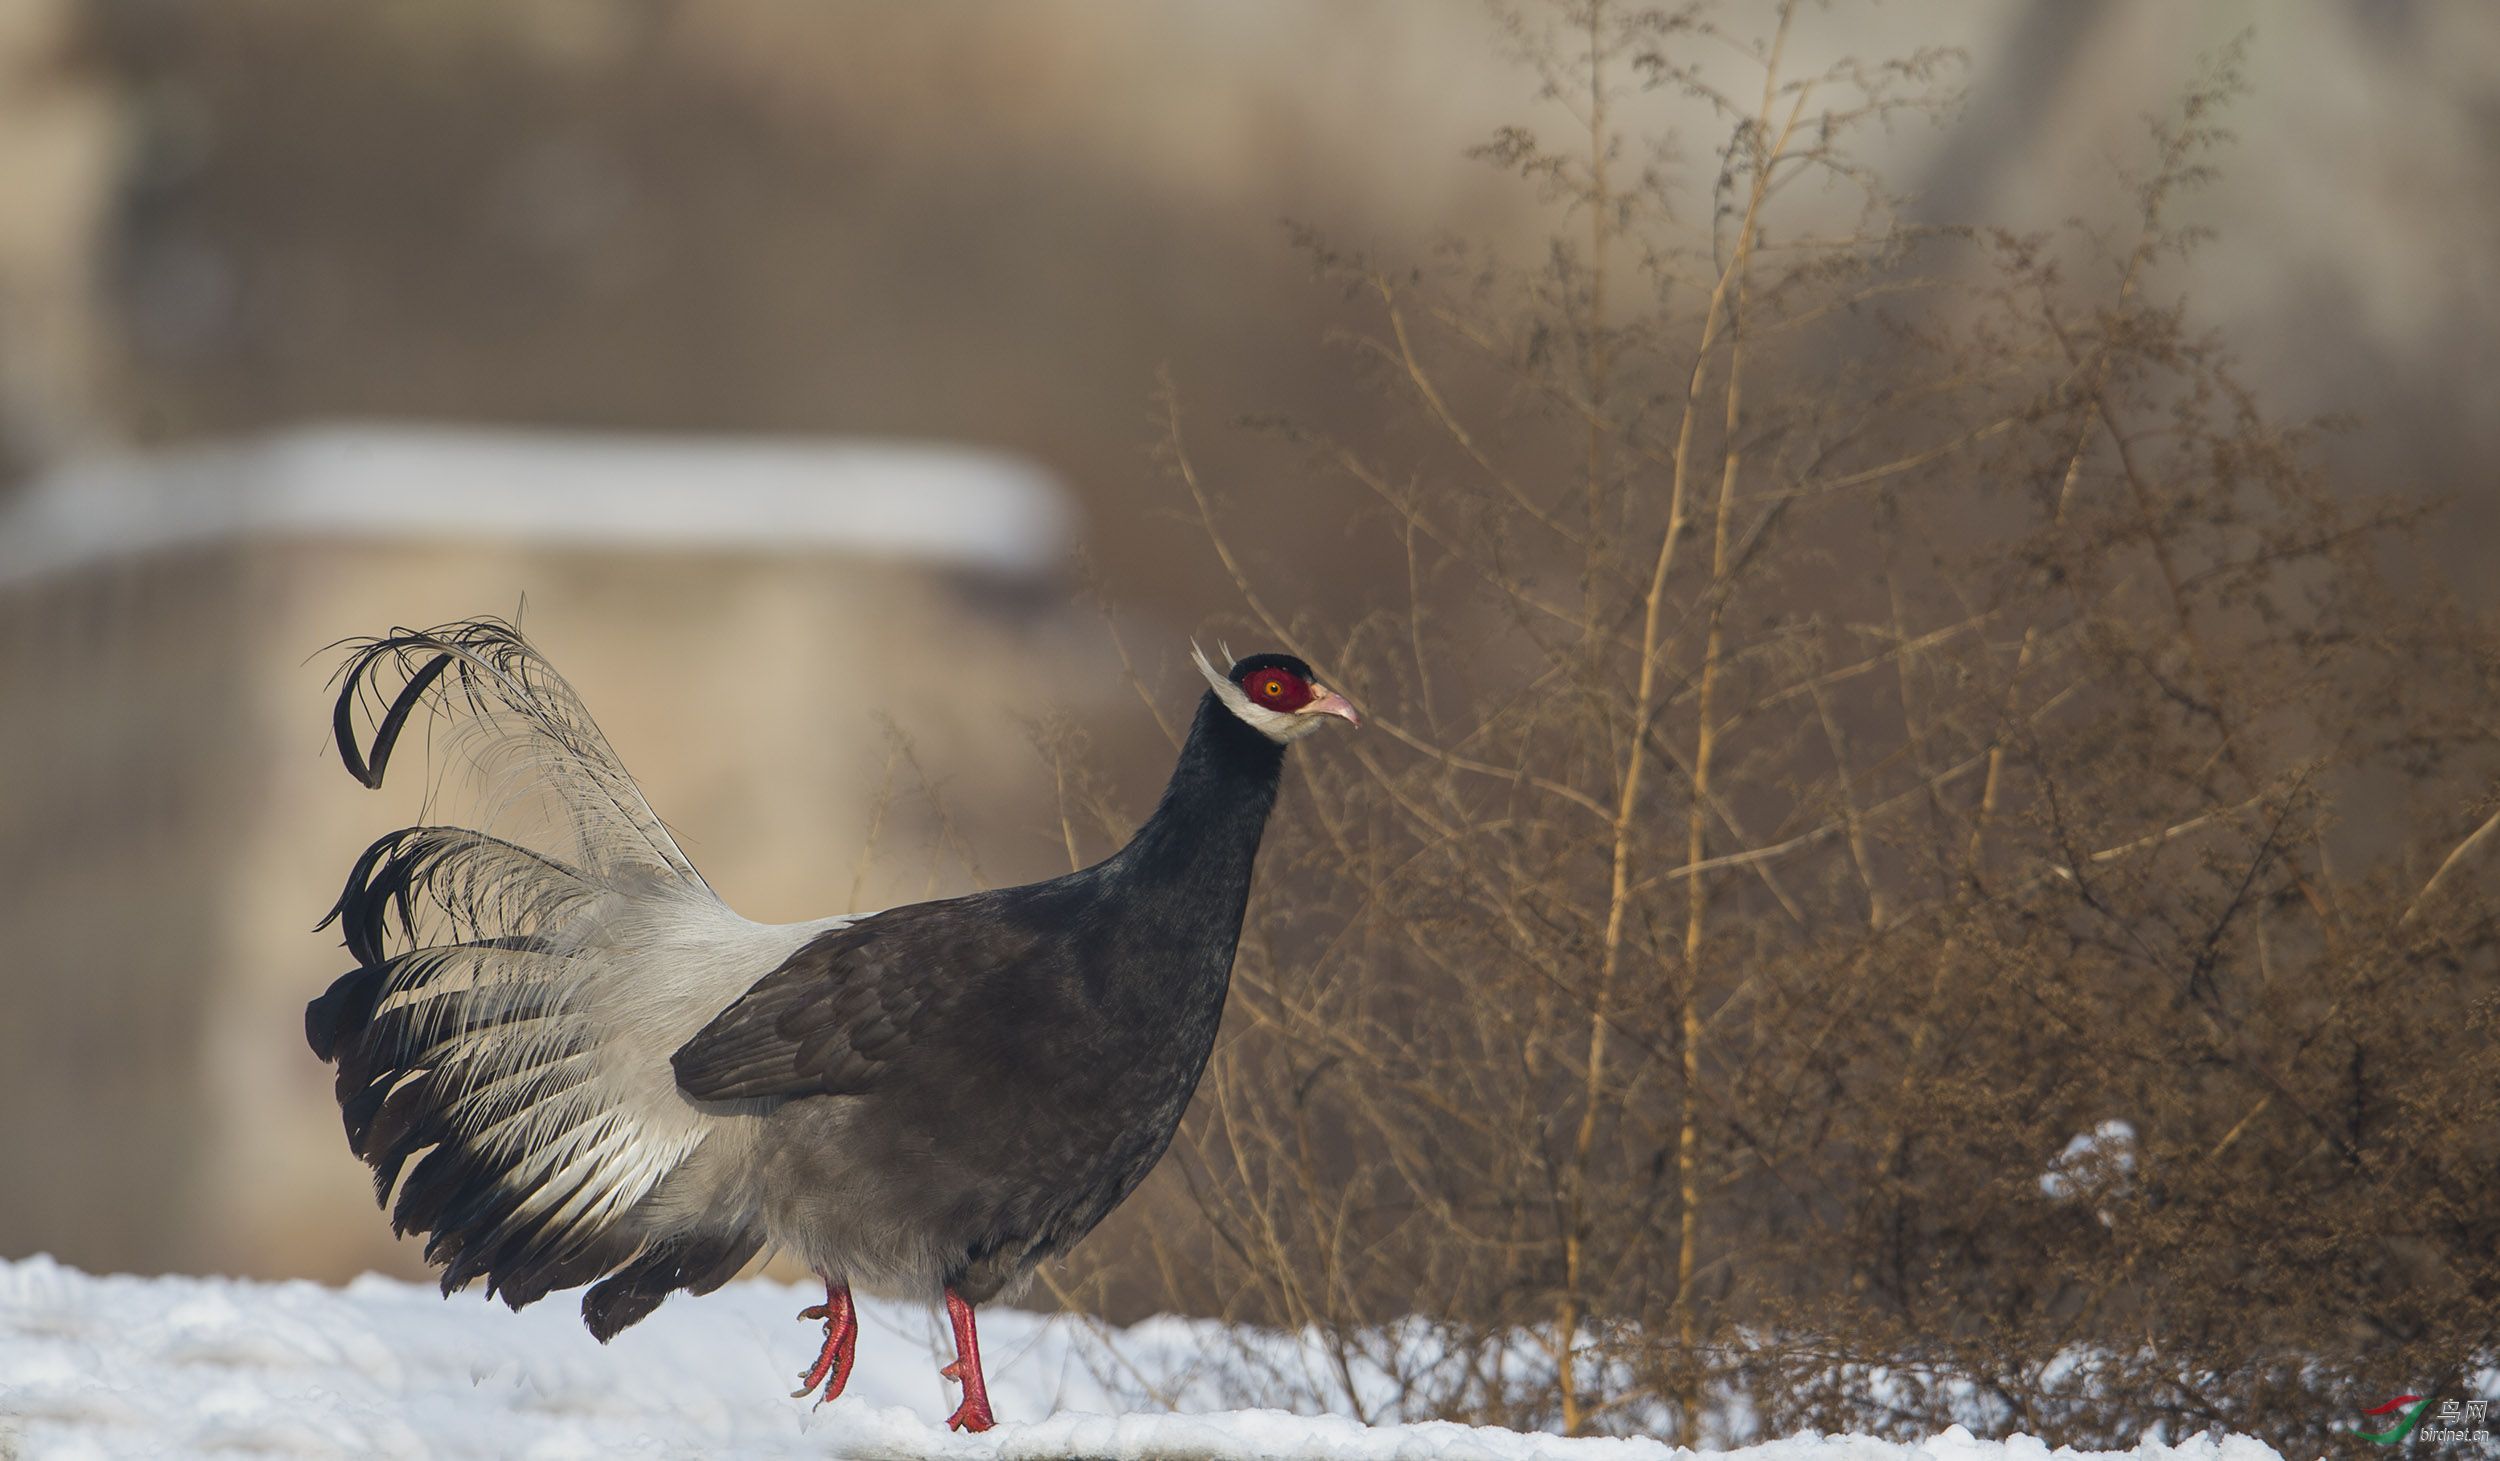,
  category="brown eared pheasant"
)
[306,620,1356,1431]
